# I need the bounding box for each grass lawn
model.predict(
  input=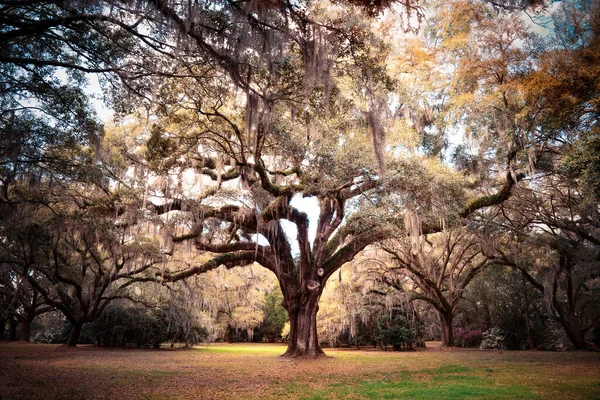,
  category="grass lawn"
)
[0,342,599,399]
